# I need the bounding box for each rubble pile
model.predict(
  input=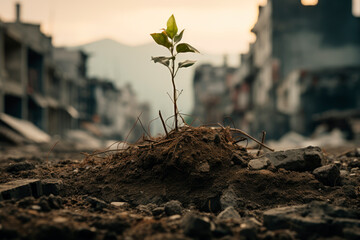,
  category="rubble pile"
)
[0,128,359,239]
